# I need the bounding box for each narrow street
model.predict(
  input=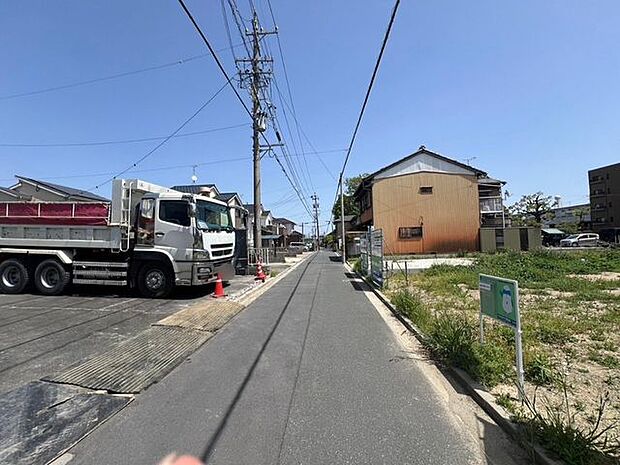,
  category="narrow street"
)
[61,251,527,465]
